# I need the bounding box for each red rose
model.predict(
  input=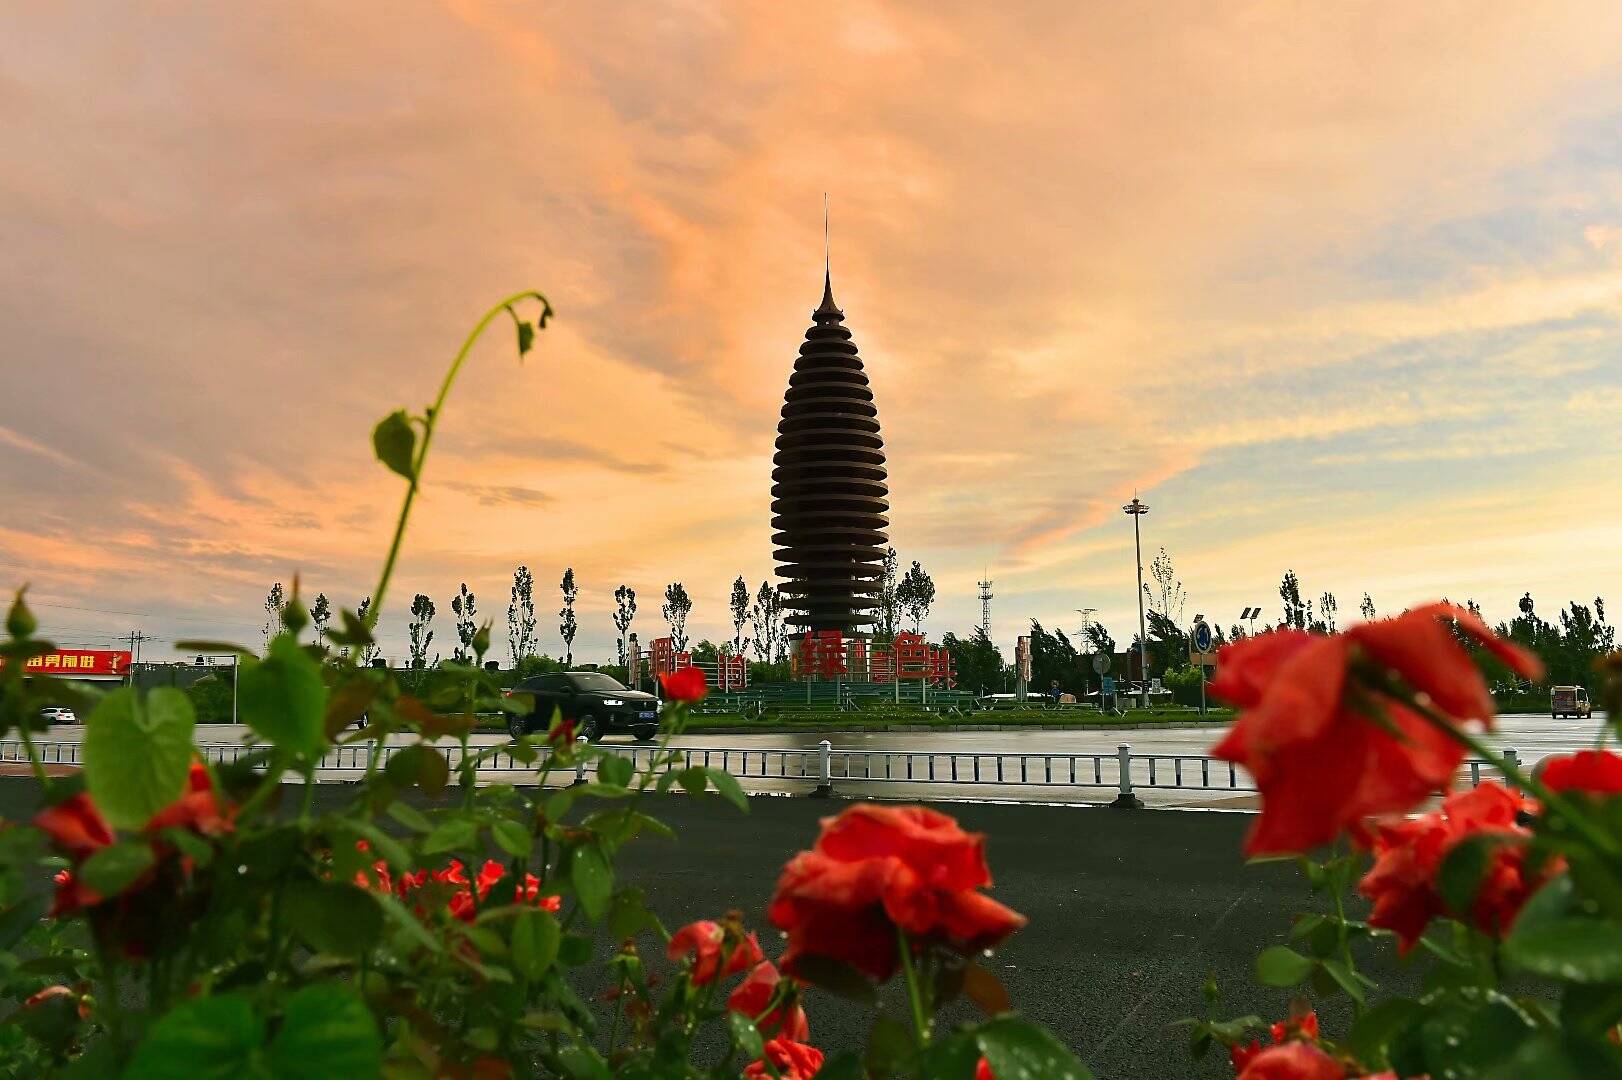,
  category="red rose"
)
[975,1059,995,1080]
[728,961,810,1041]
[1236,1041,1344,1079]
[34,794,113,860]
[768,804,1025,982]
[1270,1011,1319,1044]
[1541,750,1622,795]
[667,920,762,984]
[744,1036,824,1080]
[1210,606,1536,856]
[1358,782,1546,952]
[659,666,708,703]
